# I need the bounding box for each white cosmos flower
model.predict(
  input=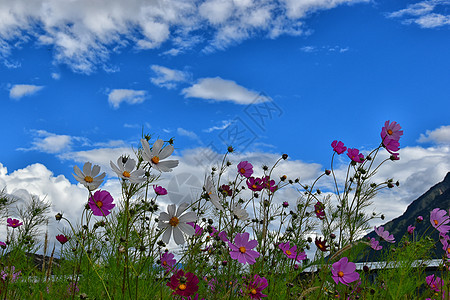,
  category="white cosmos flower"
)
[73,162,106,191]
[158,203,197,245]
[205,176,224,211]
[110,156,145,183]
[141,139,179,172]
[233,203,249,220]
